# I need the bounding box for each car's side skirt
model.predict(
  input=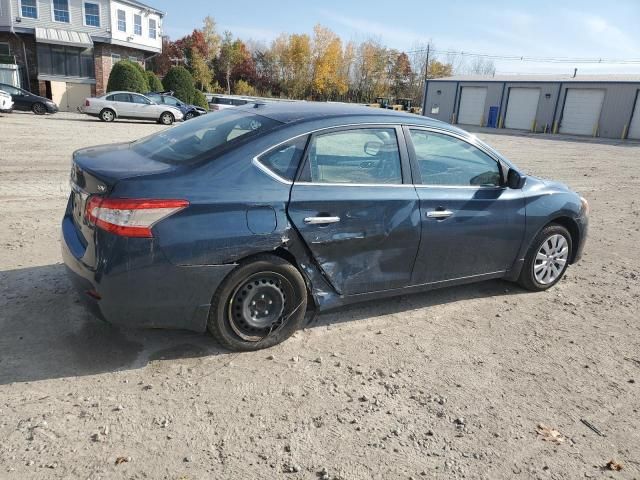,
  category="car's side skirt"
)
[316,270,508,312]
